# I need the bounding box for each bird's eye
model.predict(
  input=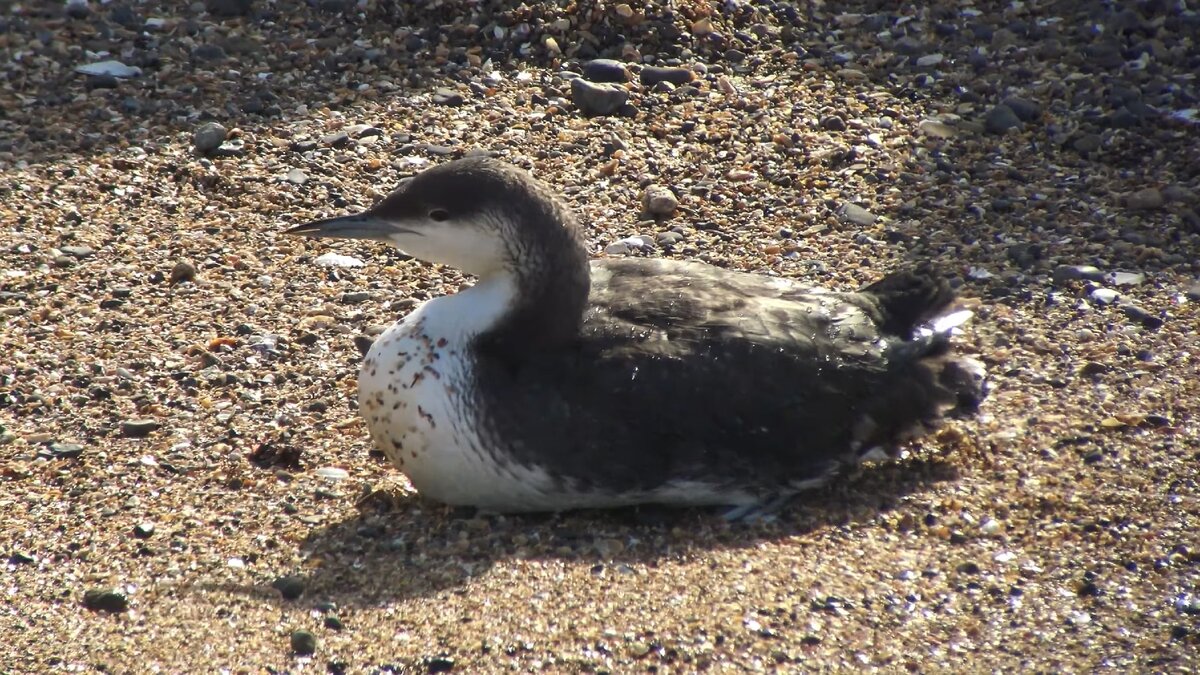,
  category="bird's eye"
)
[428,208,450,222]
